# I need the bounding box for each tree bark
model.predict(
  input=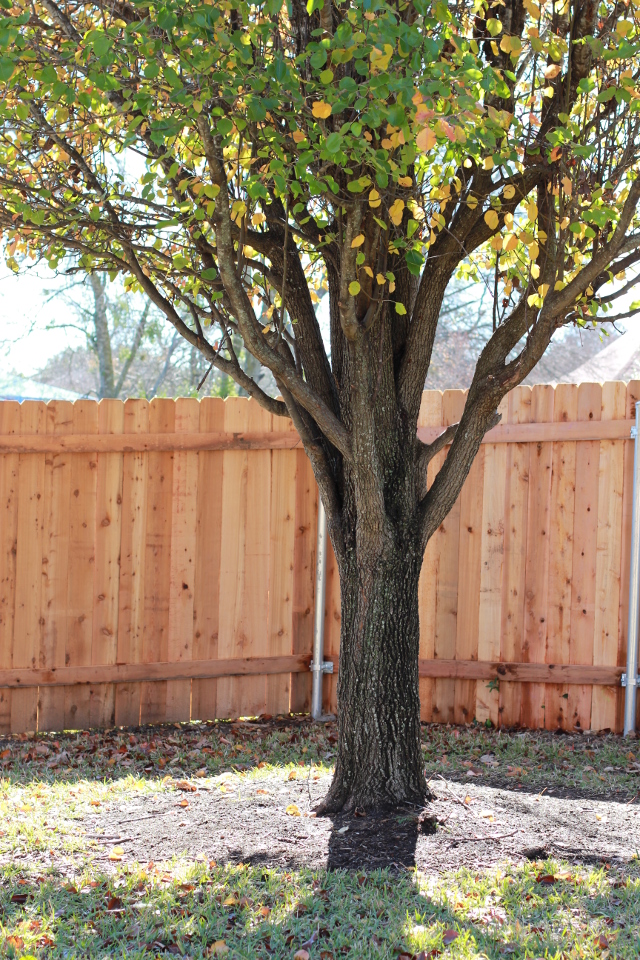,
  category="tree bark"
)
[318,517,431,813]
